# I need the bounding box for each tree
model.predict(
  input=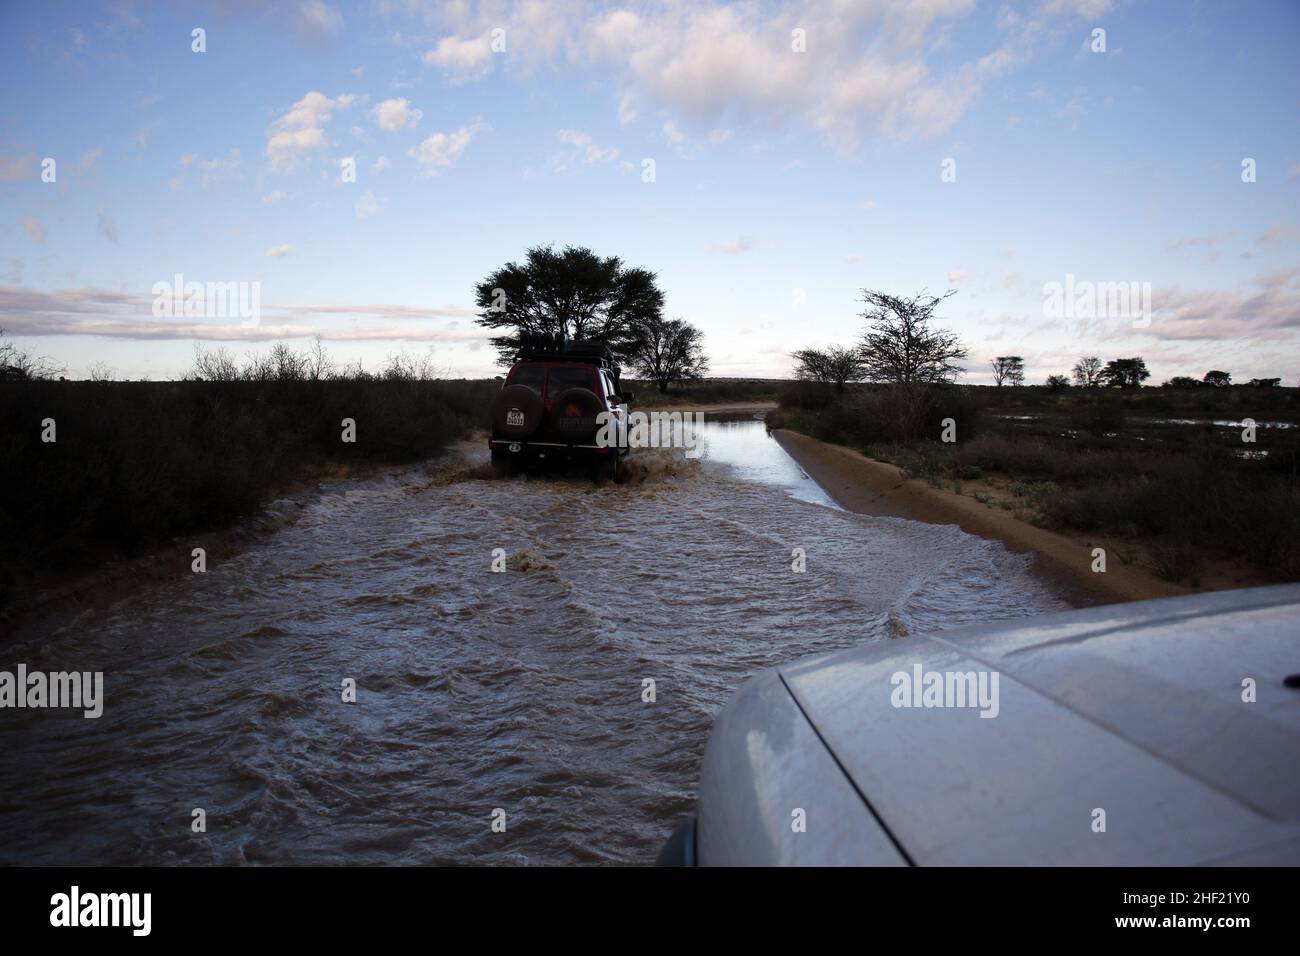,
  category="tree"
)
[627,316,708,393]
[307,335,335,381]
[1045,374,1071,391]
[1248,377,1281,388]
[991,355,1025,387]
[474,244,665,365]
[1072,356,1103,388]
[1099,357,1151,389]
[1203,370,1231,387]
[190,344,239,381]
[857,289,967,384]
[792,345,866,393]
[0,330,61,380]
[268,341,310,381]
[792,348,830,384]
[1163,376,1201,388]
